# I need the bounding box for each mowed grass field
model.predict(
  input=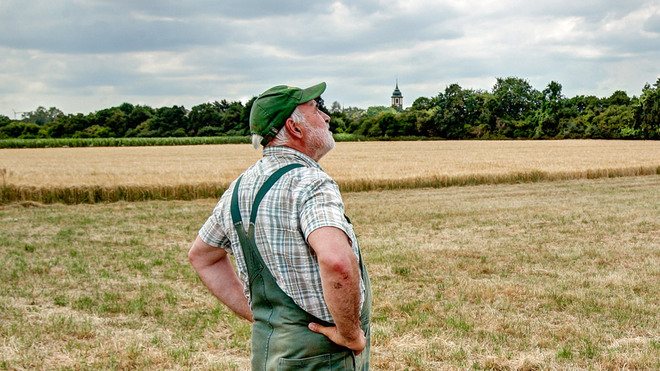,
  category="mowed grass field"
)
[1,140,659,203]
[0,140,659,370]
